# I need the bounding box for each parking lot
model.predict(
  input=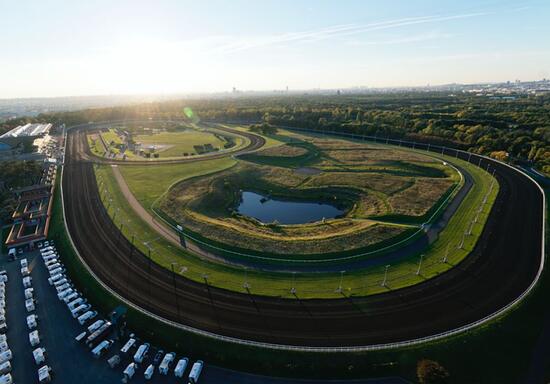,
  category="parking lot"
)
[1,244,408,384]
